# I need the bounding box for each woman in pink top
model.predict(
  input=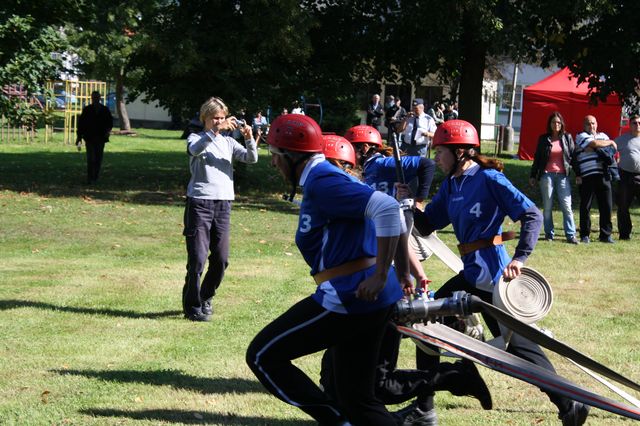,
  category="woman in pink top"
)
[529,112,579,244]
